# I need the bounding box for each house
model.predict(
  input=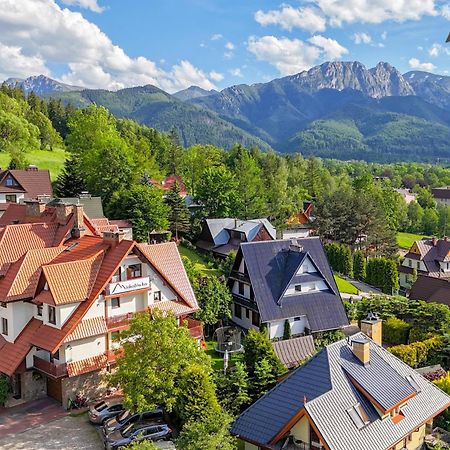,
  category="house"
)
[0,200,200,407]
[231,316,450,450]
[283,201,315,239]
[395,189,417,205]
[399,237,450,290]
[0,166,52,215]
[151,175,187,197]
[409,275,450,305]
[48,193,105,219]
[432,186,450,206]
[227,238,349,340]
[196,218,276,258]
